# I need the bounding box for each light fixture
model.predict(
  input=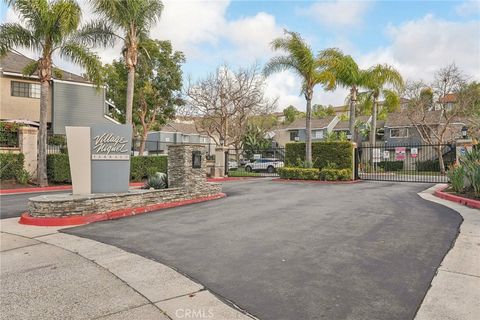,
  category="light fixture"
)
[219,137,225,146]
[461,126,468,139]
[346,130,352,141]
